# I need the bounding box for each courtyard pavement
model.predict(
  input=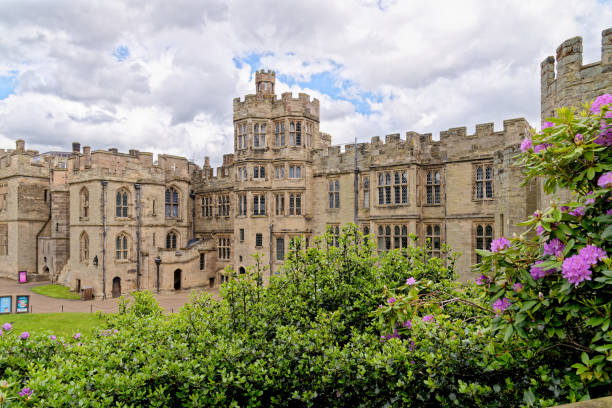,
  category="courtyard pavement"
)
[0,278,220,314]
